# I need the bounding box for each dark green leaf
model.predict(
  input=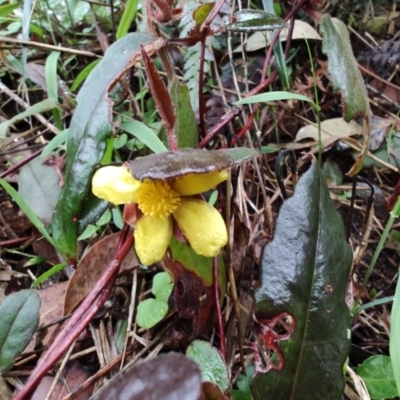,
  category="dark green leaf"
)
[90,353,201,400]
[224,9,287,32]
[251,158,352,400]
[186,340,229,391]
[129,148,258,180]
[0,290,40,372]
[357,355,398,399]
[51,32,157,262]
